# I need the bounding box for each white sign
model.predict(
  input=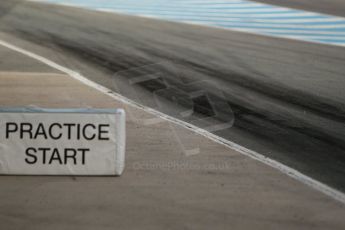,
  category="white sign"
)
[0,108,126,176]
